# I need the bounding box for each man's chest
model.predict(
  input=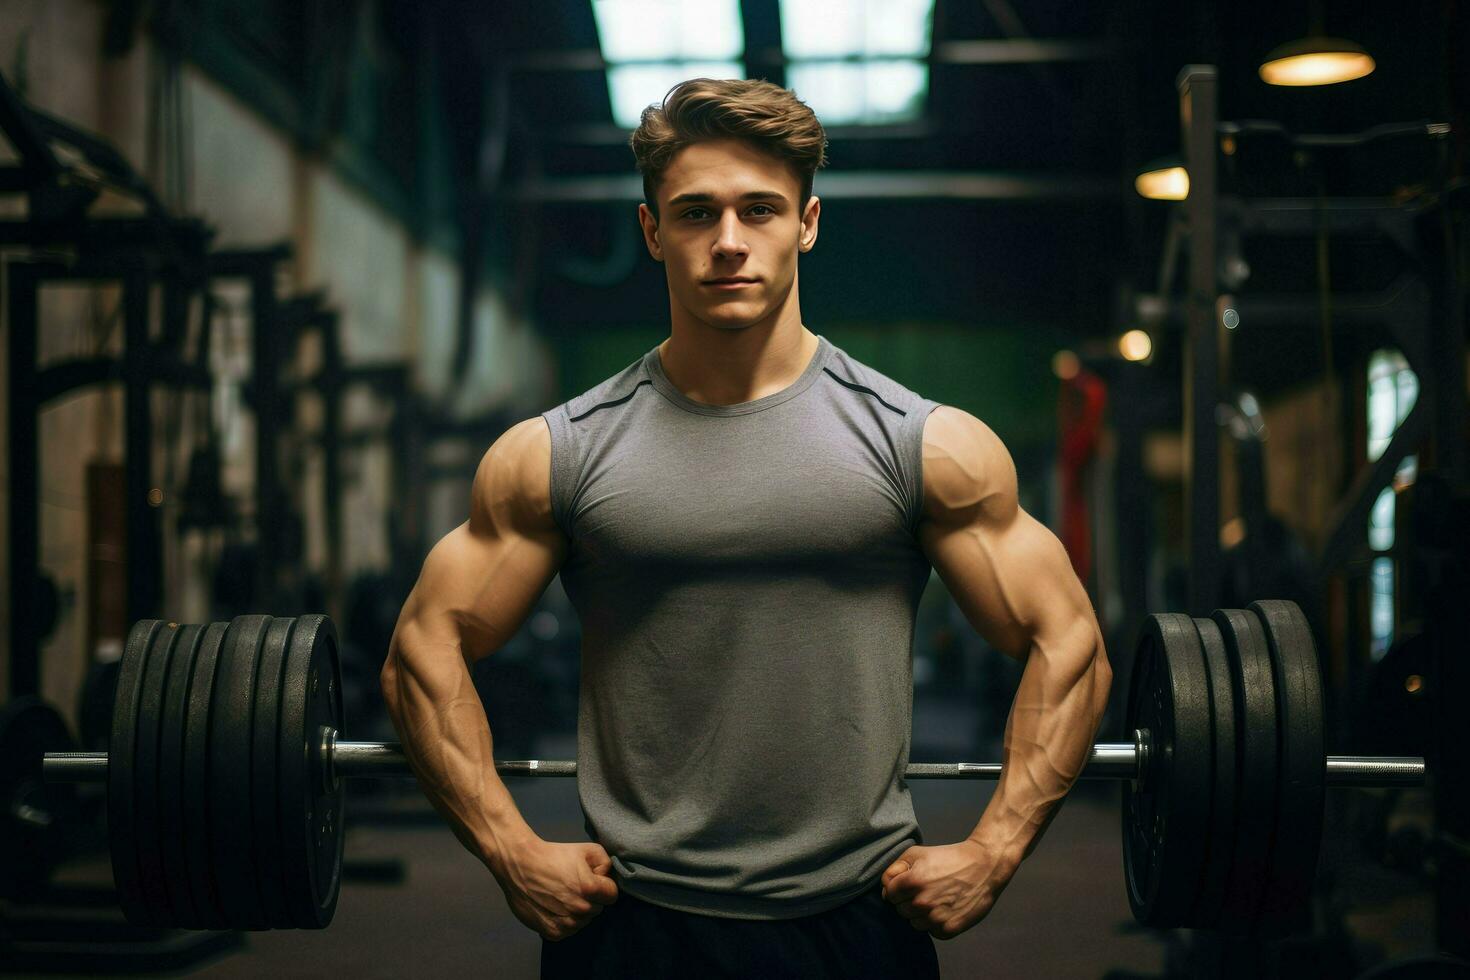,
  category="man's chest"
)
[569,426,913,573]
